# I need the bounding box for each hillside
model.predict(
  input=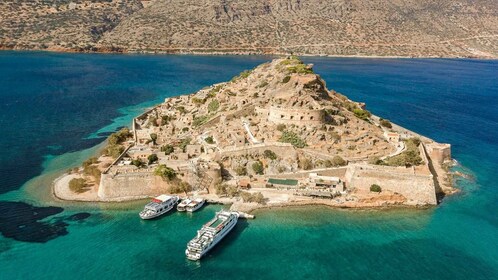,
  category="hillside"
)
[2,0,497,57]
